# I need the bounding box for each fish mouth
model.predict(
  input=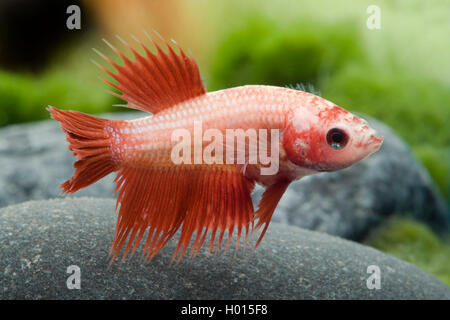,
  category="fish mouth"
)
[367,134,383,152]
